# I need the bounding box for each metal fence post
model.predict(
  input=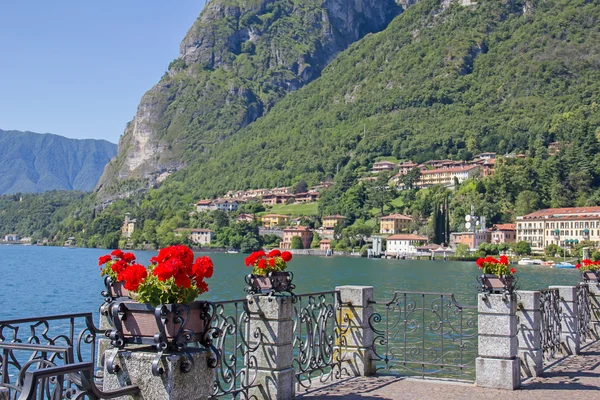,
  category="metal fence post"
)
[335,286,375,377]
[587,283,600,340]
[516,290,543,377]
[549,286,580,355]
[247,296,295,400]
[476,293,520,390]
